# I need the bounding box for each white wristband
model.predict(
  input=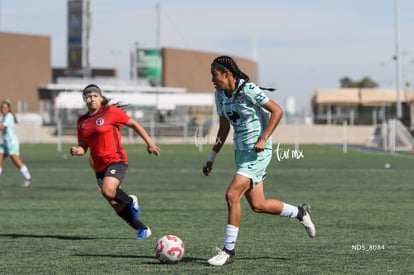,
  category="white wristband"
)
[207,150,218,163]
